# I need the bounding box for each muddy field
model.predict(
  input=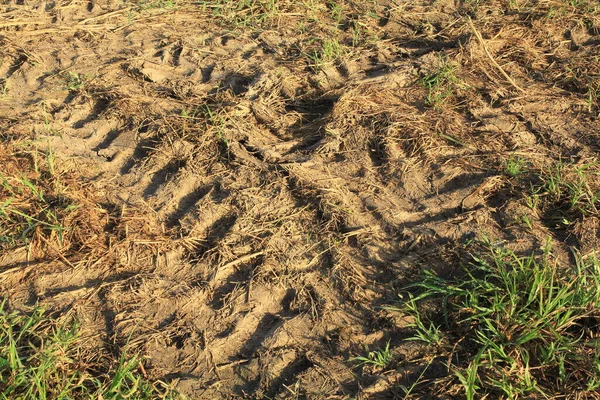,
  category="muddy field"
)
[2,0,600,398]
